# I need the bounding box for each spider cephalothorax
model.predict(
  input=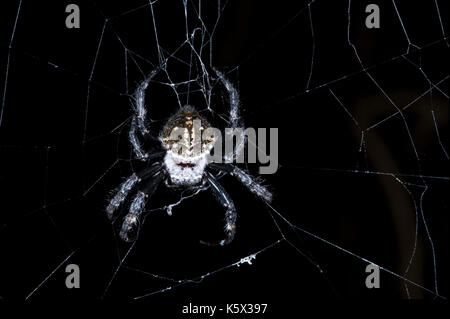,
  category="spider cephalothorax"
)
[106,69,272,244]
[160,106,215,186]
